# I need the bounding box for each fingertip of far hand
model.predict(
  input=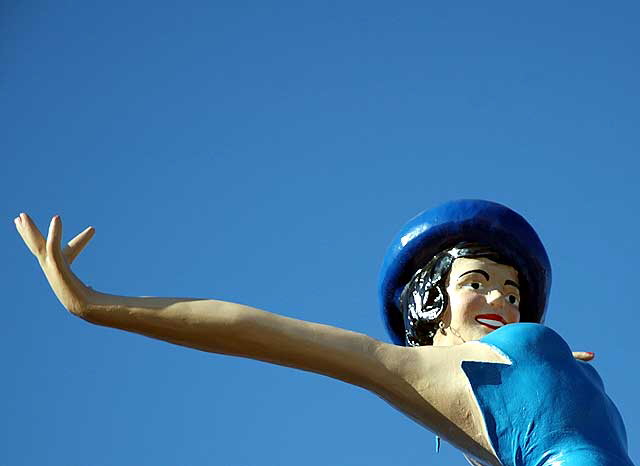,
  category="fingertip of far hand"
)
[575,351,595,361]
